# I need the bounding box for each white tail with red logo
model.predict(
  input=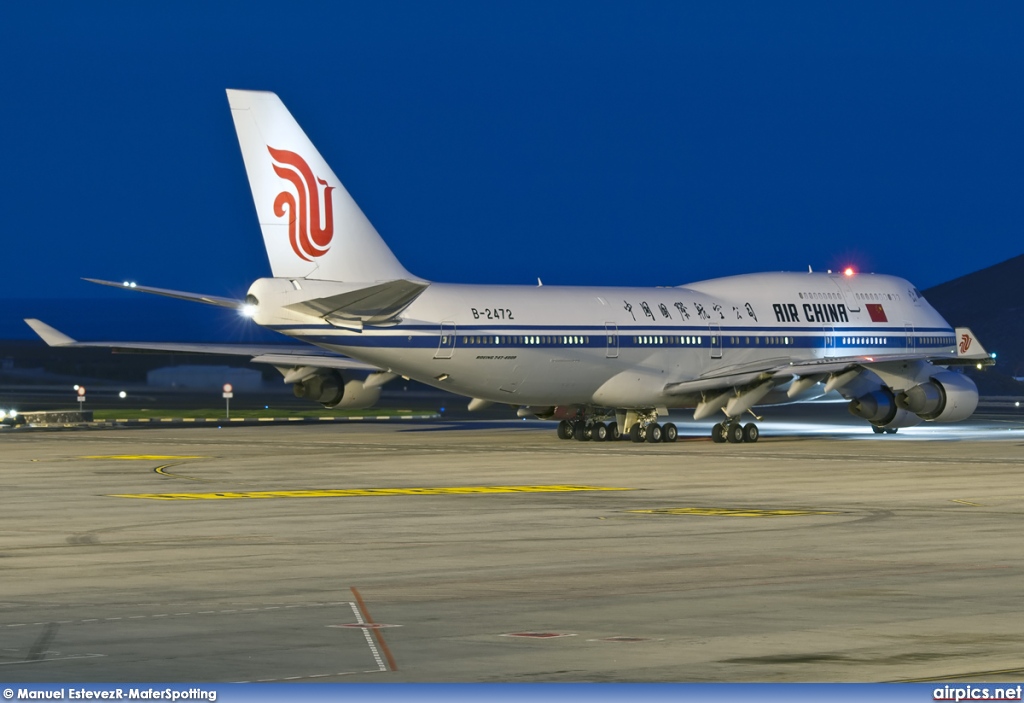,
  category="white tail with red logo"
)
[227,89,415,283]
